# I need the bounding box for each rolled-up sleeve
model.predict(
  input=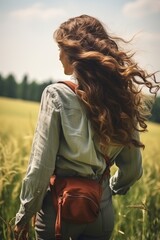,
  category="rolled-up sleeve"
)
[15,85,61,226]
[110,133,143,195]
